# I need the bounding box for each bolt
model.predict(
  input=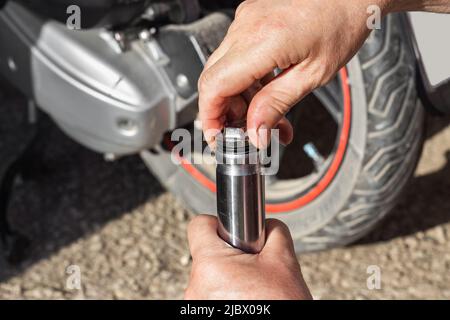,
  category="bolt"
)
[7,58,17,72]
[117,118,138,137]
[176,74,190,91]
[114,32,123,42]
[113,32,128,51]
[143,7,156,21]
[139,30,151,41]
